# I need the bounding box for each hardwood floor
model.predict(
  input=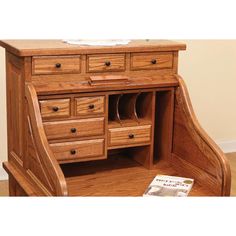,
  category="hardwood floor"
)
[0,179,8,196]
[226,153,236,196]
[1,153,236,196]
